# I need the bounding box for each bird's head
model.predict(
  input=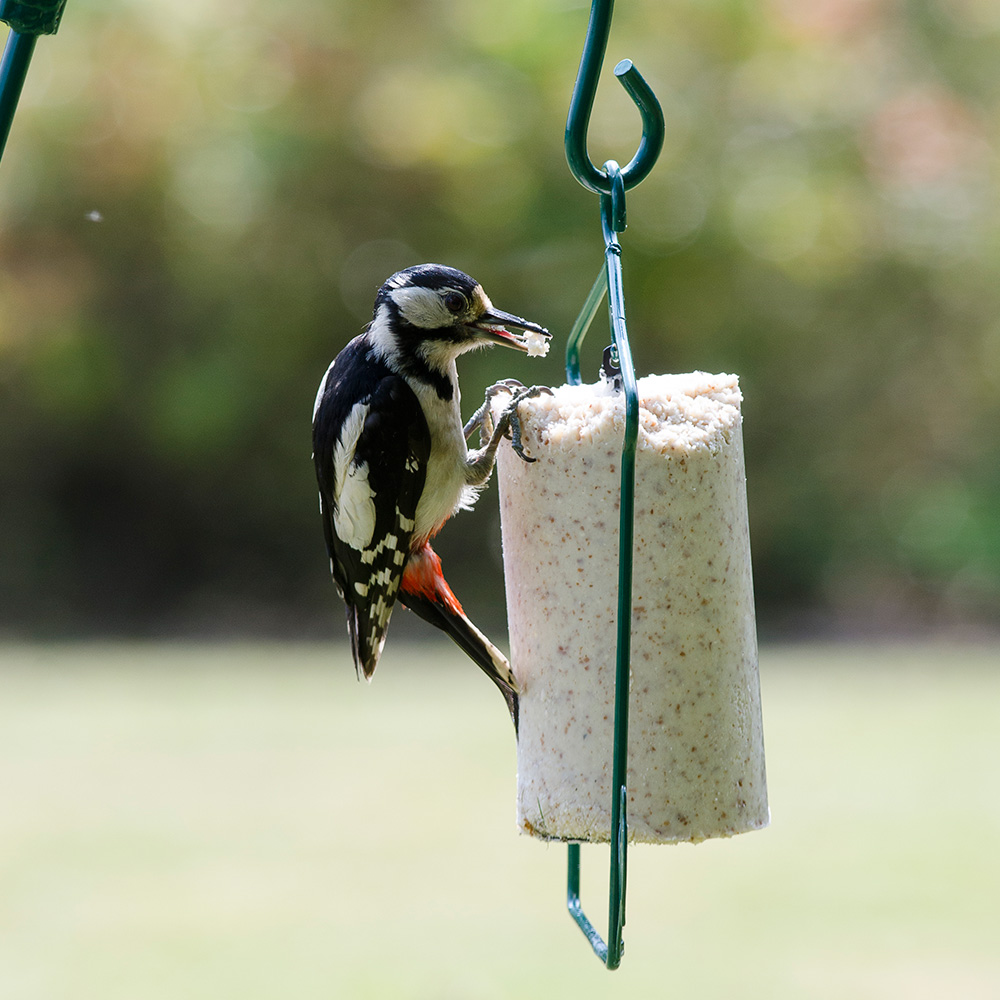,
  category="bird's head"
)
[372,264,549,364]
